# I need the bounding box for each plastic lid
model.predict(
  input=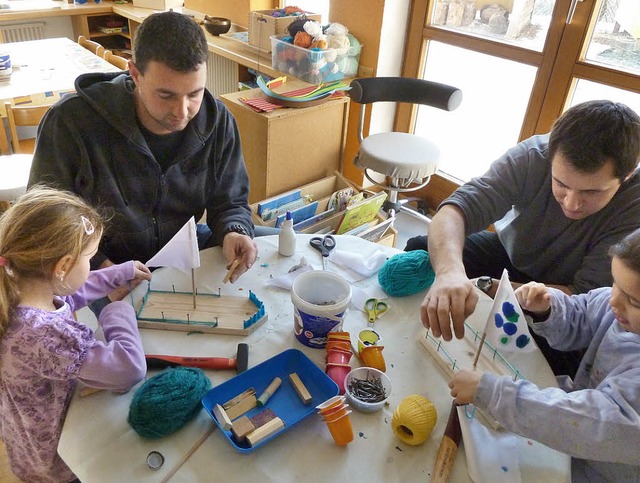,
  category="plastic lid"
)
[286,211,292,220]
